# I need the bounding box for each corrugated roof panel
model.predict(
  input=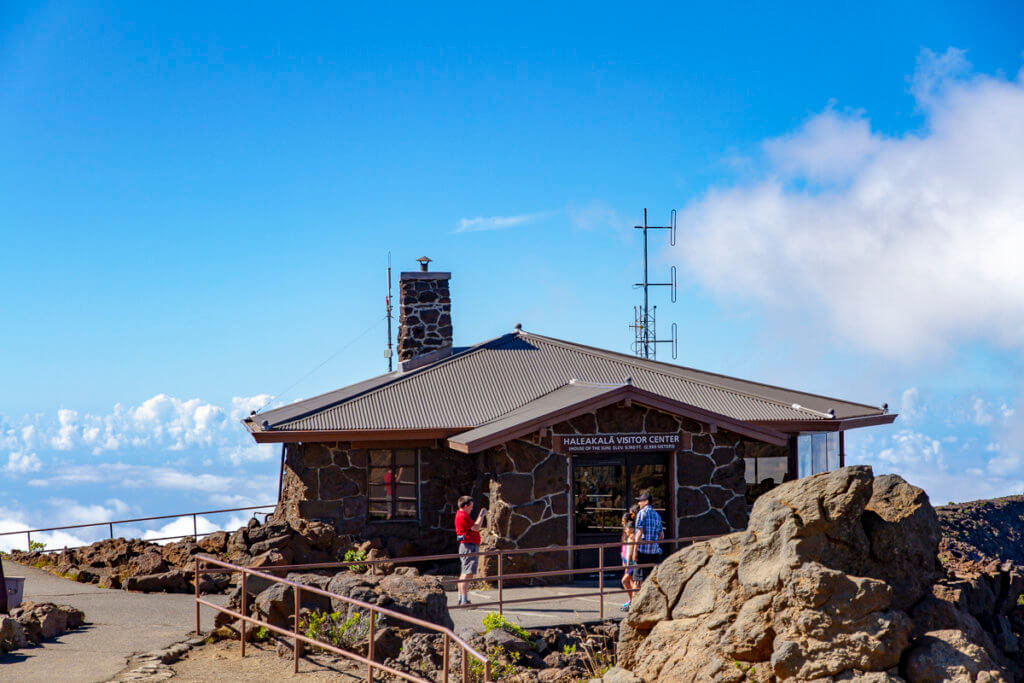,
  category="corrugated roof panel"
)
[261,331,873,433]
